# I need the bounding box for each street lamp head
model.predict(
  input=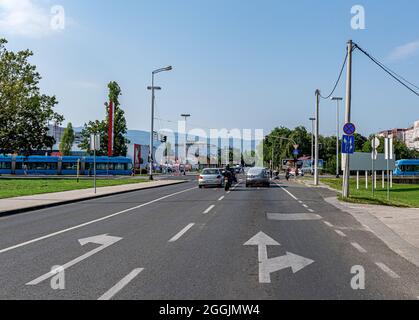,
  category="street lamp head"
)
[309,117,316,121]
[153,66,173,74]
[331,97,343,101]
[147,86,161,90]
[181,114,191,118]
